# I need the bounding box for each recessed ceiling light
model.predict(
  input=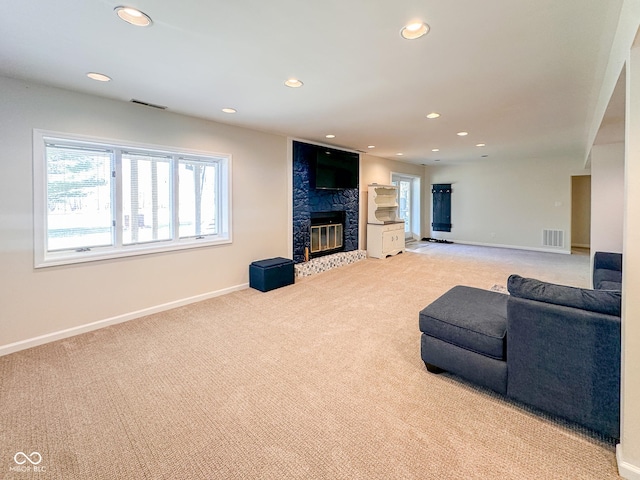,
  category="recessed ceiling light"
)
[434,159,441,162]
[396,153,404,156]
[114,6,152,26]
[426,112,440,119]
[476,143,486,147]
[401,22,430,40]
[284,78,303,88]
[481,154,489,158]
[87,72,111,82]
[432,148,439,152]
[222,108,237,114]
[325,134,335,139]
[457,131,469,136]
[367,145,376,149]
